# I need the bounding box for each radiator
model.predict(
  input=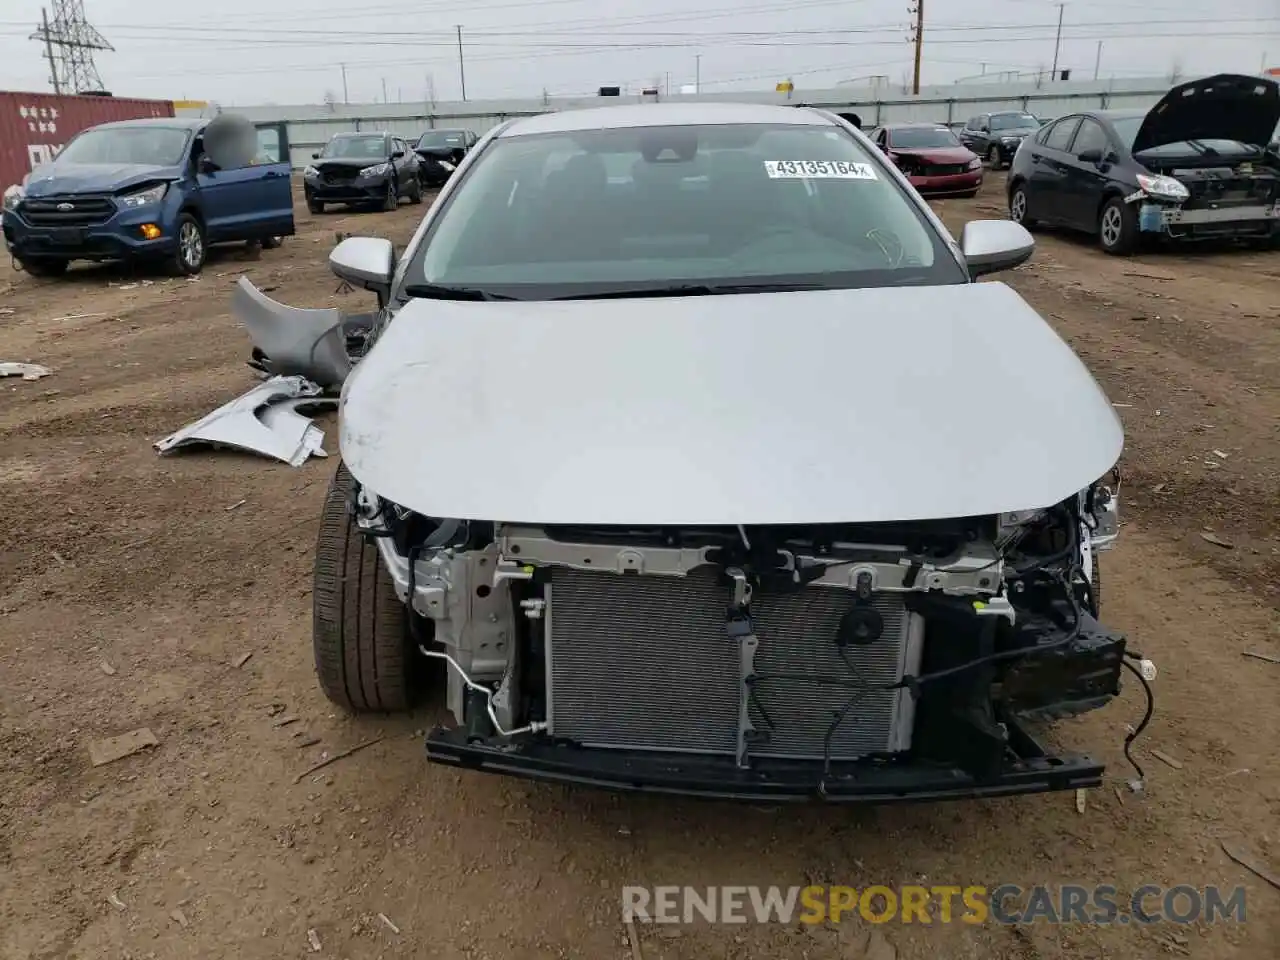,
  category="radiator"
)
[546,567,923,761]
